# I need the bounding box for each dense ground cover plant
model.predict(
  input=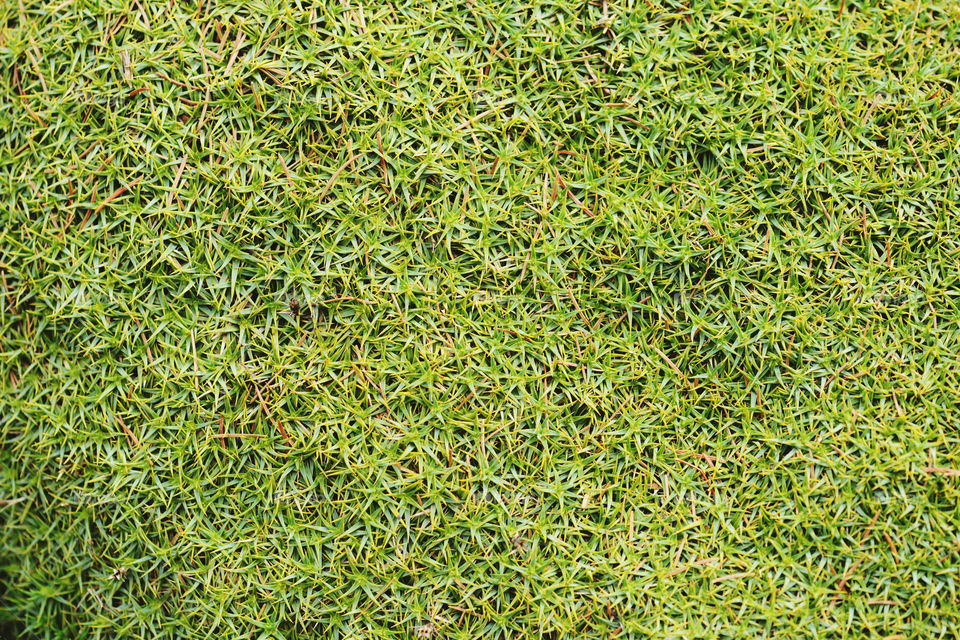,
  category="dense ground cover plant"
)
[2,0,960,637]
